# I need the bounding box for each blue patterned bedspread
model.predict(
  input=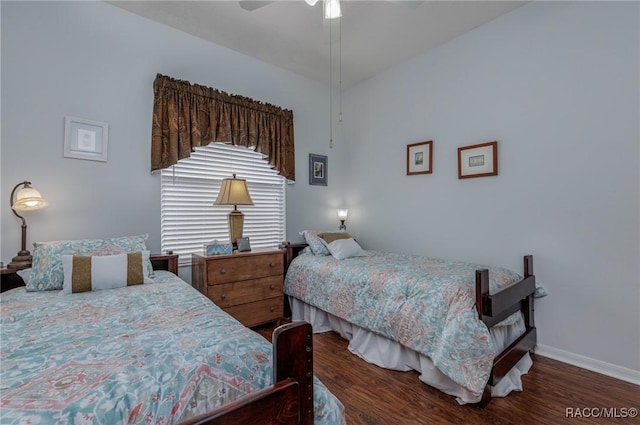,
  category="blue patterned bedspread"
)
[1,271,345,425]
[284,251,523,396]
